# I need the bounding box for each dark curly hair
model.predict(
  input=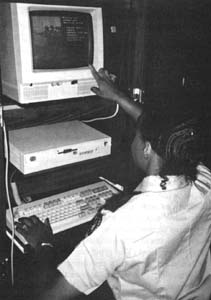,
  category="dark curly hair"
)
[136,109,204,182]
